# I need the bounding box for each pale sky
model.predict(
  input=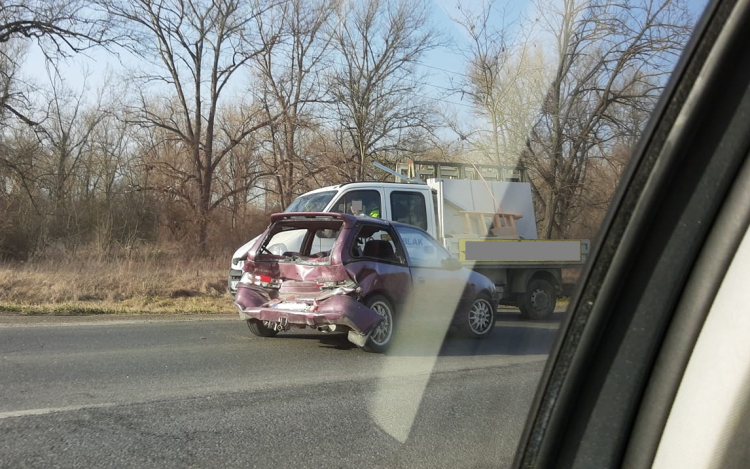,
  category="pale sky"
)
[18,0,710,137]
[19,0,483,113]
